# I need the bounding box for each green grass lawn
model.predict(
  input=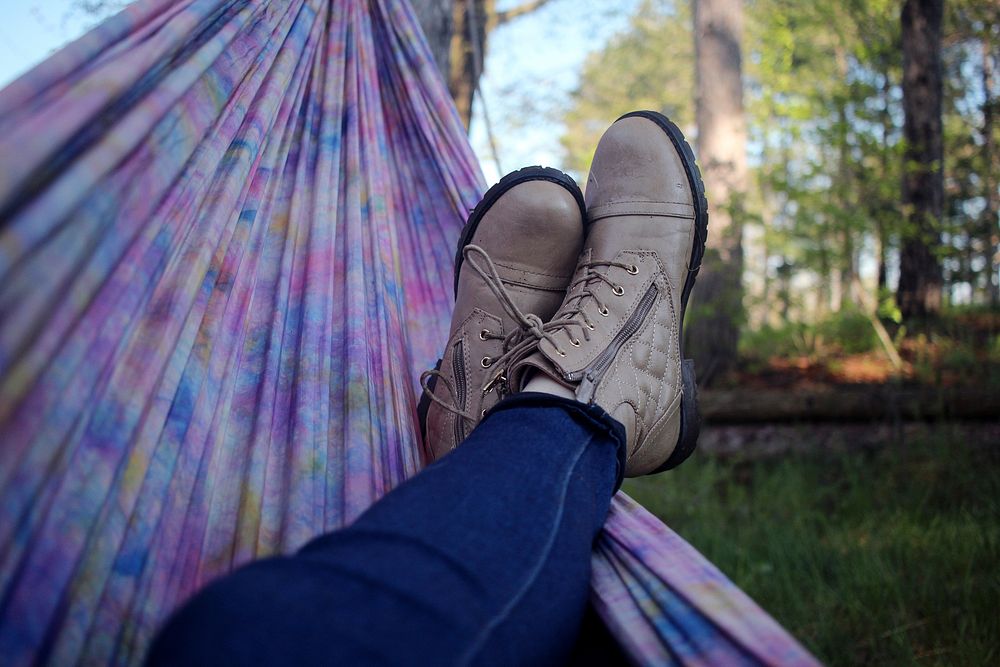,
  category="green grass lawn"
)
[623,425,1000,666]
